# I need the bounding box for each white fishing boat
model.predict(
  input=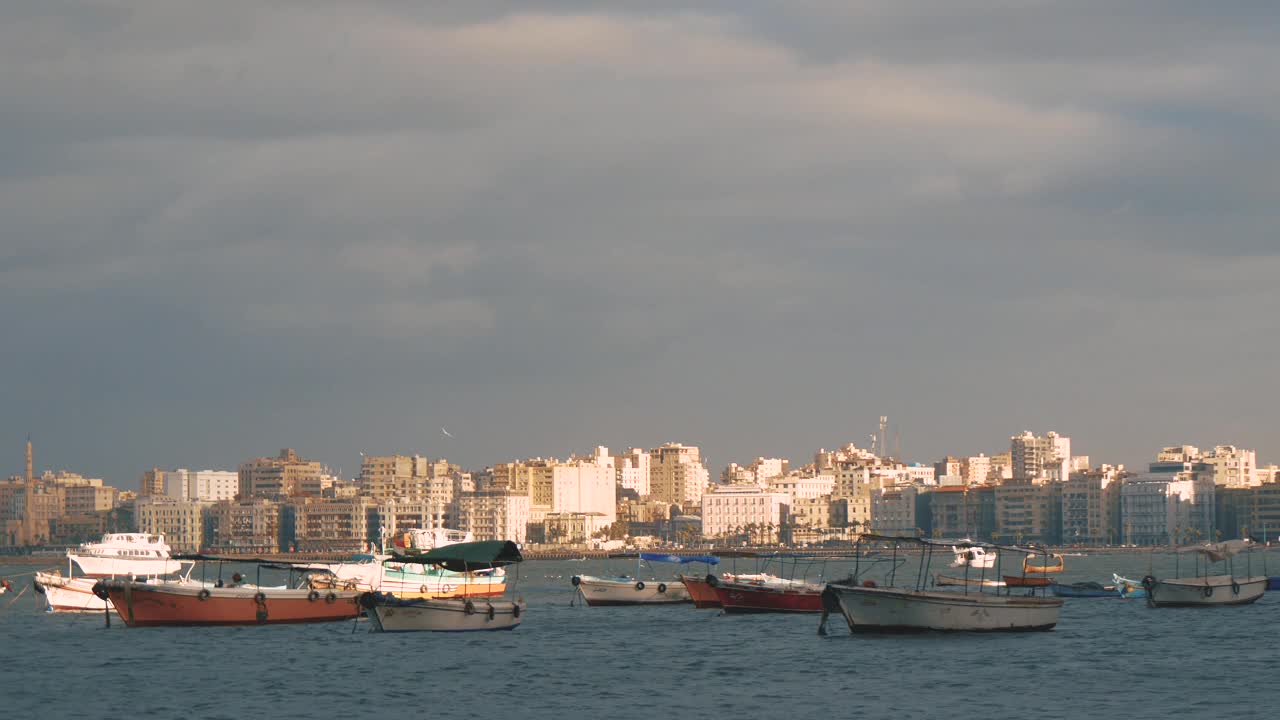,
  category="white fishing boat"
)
[933,573,1006,588]
[571,553,713,606]
[299,527,503,599]
[67,533,183,577]
[34,571,109,612]
[362,540,526,632]
[951,542,996,569]
[1144,540,1268,607]
[821,535,1062,633]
